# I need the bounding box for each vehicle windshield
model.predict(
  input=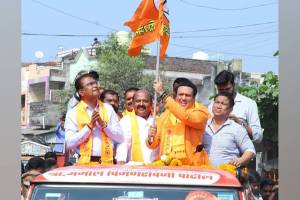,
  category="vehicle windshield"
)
[30,184,240,200]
